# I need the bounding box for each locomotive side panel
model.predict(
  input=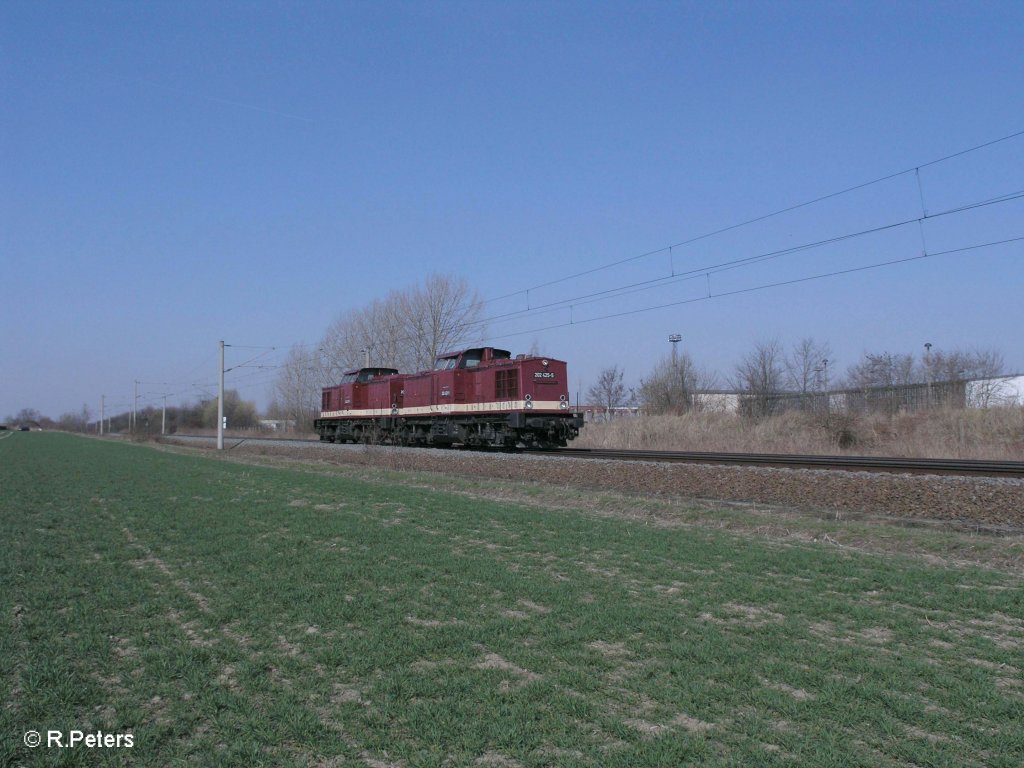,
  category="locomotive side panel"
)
[401,373,434,411]
[365,376,402,413]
